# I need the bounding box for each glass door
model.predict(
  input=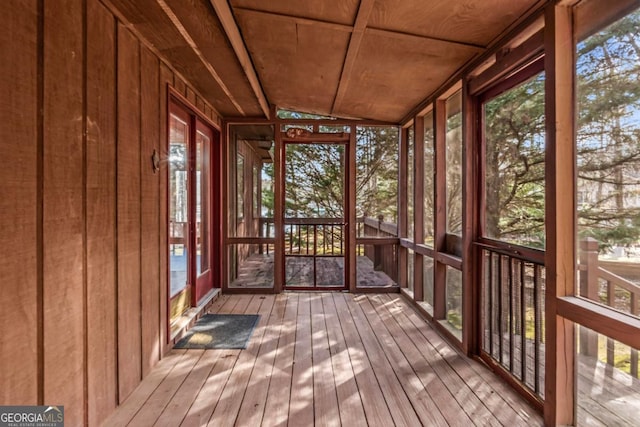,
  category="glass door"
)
[194,119,213,301]
[169,106,191,321]
[169,99,218,324]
